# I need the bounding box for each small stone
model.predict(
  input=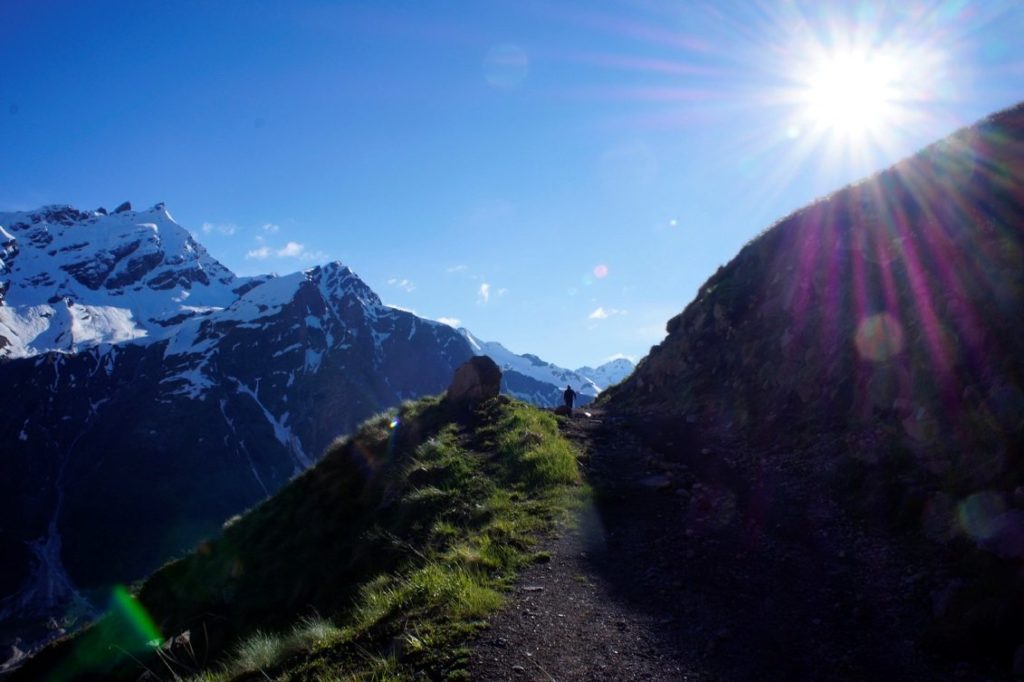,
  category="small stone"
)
[512,665,526,674]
